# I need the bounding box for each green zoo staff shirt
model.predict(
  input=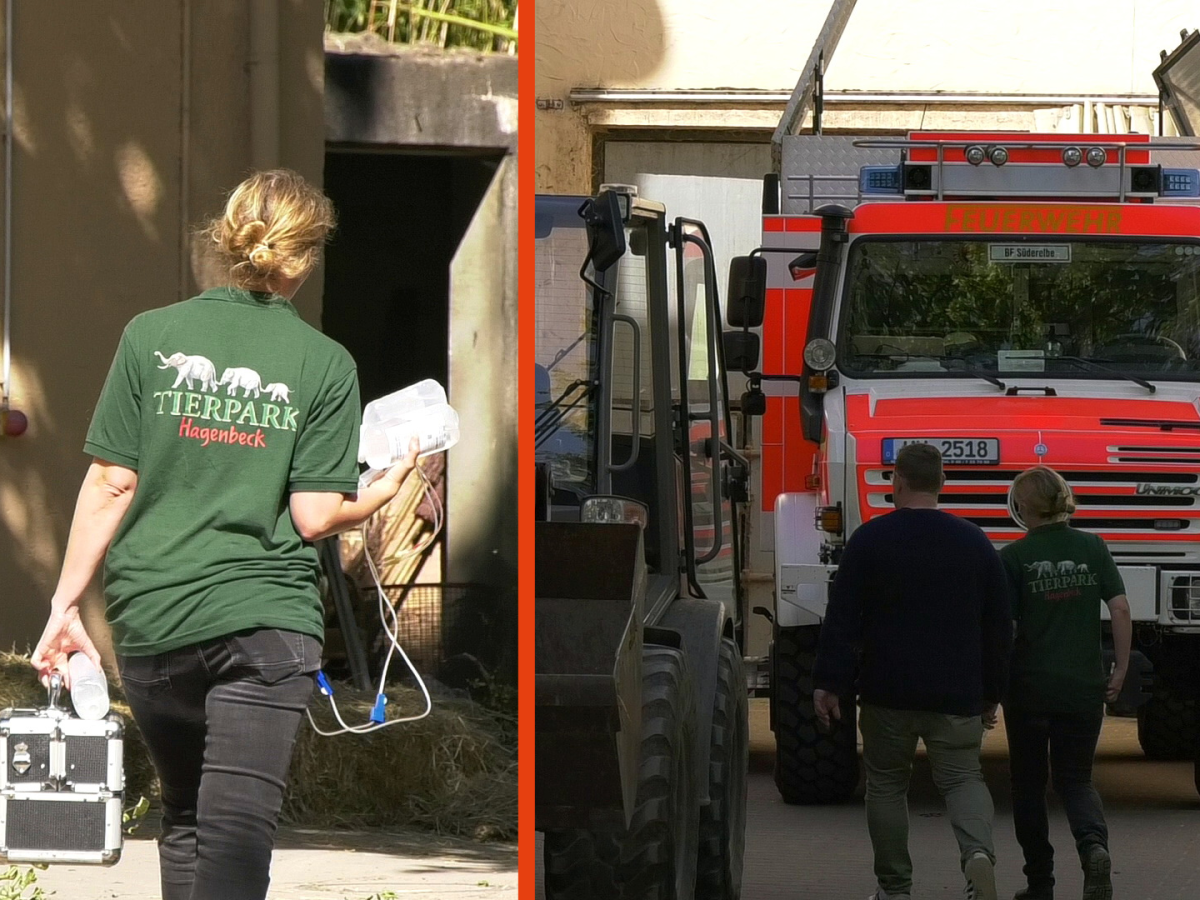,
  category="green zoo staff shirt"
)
[84,287,361,656]
[999,522,1125,716]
